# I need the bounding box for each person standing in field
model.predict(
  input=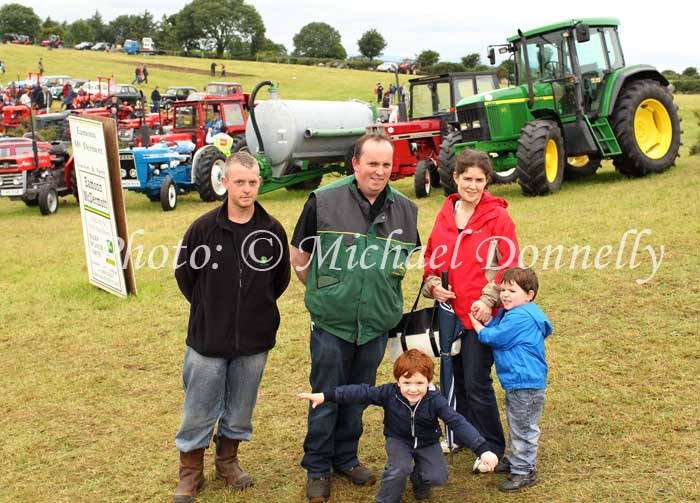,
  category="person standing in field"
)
[142,65,149,84]
[173,151,291,503]
[38,58,44,76]
[150,86,161,114]
[291,133,419,502]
